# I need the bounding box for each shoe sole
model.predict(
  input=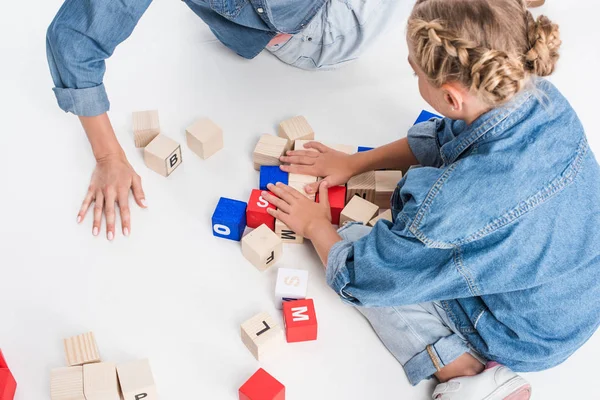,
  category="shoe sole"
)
[482,376,531,400]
